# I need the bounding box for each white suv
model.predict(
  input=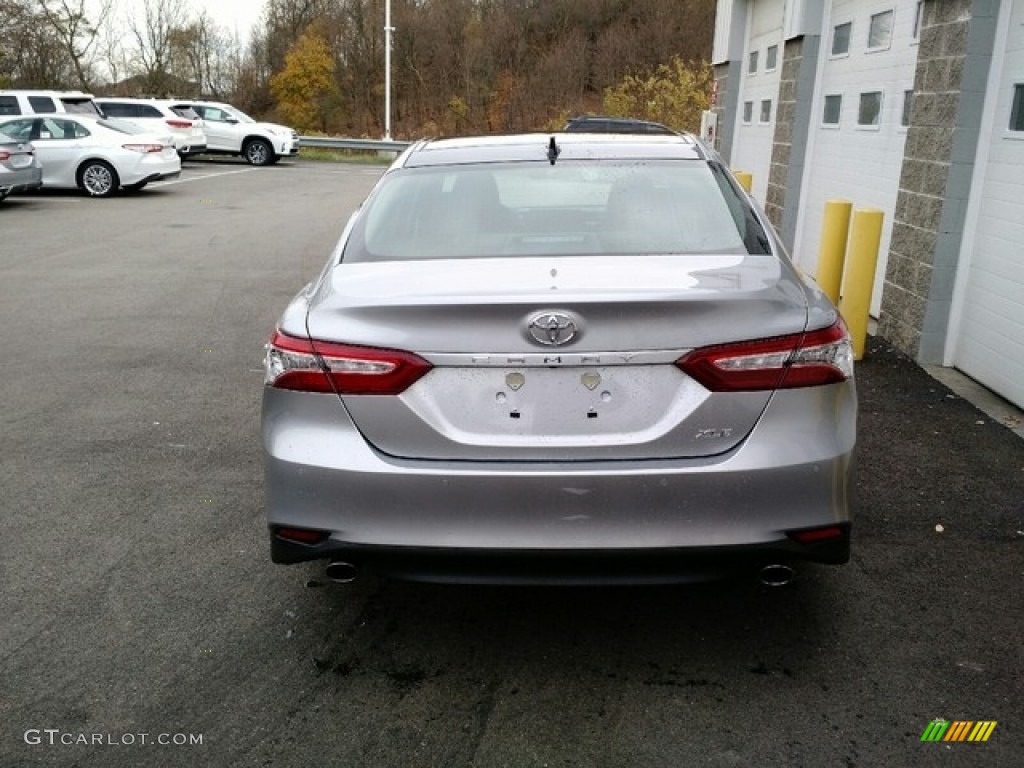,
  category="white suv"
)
[166,100,299,166]
[95,98,207,157]
[0,90,104,117]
